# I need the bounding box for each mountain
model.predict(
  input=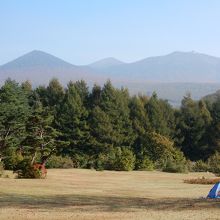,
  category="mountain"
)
[90,51,220,83]
[0,50,101,85]
[1,50,220,105]
[203,89,220,103]
[2,50,220,84]
[89,57,124,70]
